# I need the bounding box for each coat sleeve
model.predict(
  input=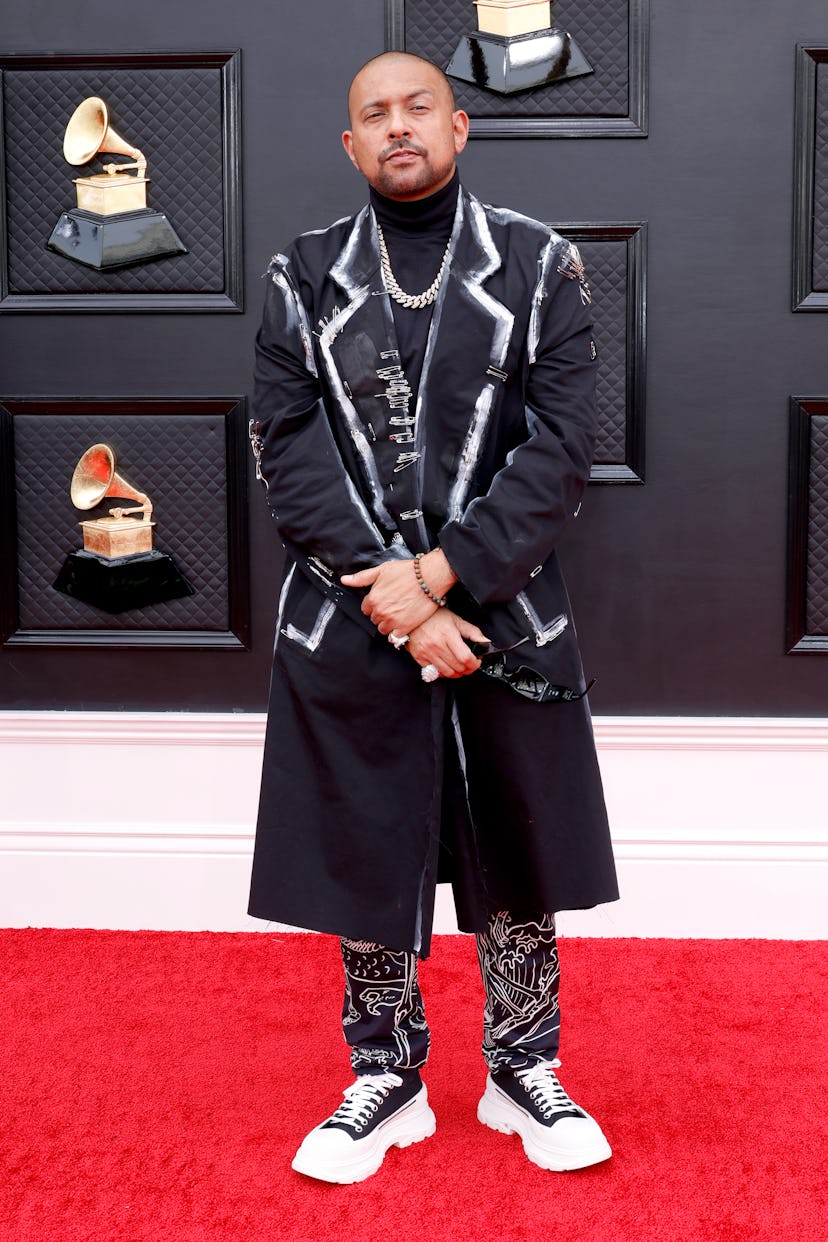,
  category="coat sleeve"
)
[437,238,598,605]
[251,253,396,575]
